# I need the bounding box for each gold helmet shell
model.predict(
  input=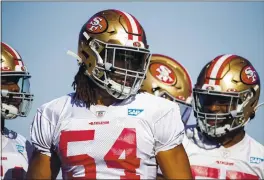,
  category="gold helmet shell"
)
[193,54,261,137]
[1,42,34,119]
[141,54,193,124]
[1,42,27,72]
[77,9,151,99]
